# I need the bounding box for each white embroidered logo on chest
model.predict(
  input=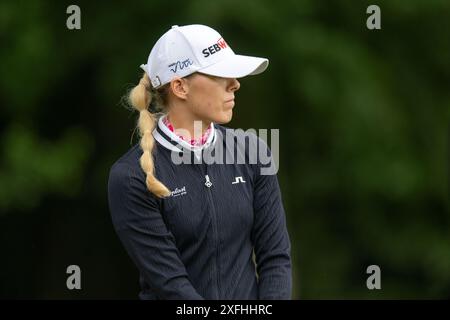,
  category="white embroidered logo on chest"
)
[171,186,187,197]
[232,176,246,184]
